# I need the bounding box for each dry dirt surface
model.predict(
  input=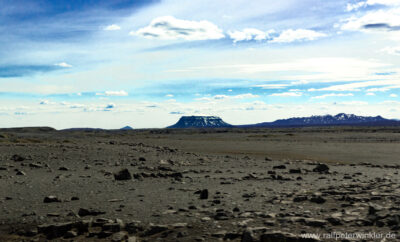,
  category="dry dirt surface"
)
[1,127,400,241]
